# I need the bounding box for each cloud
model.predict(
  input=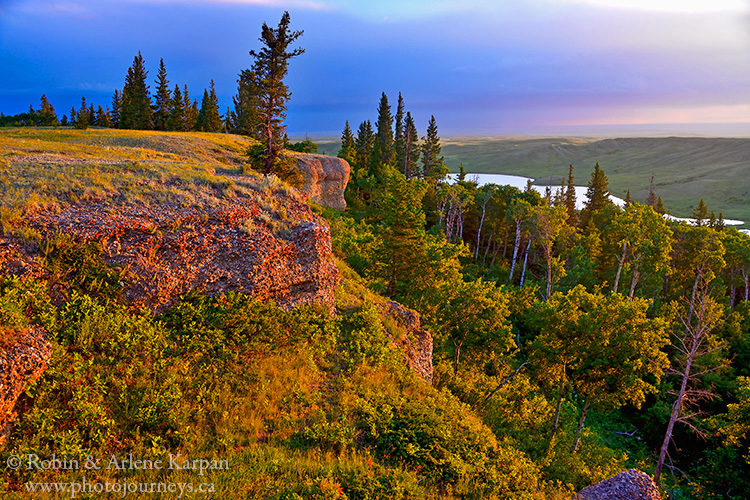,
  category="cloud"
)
[559,0,748,13]
[123,0,332,9]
